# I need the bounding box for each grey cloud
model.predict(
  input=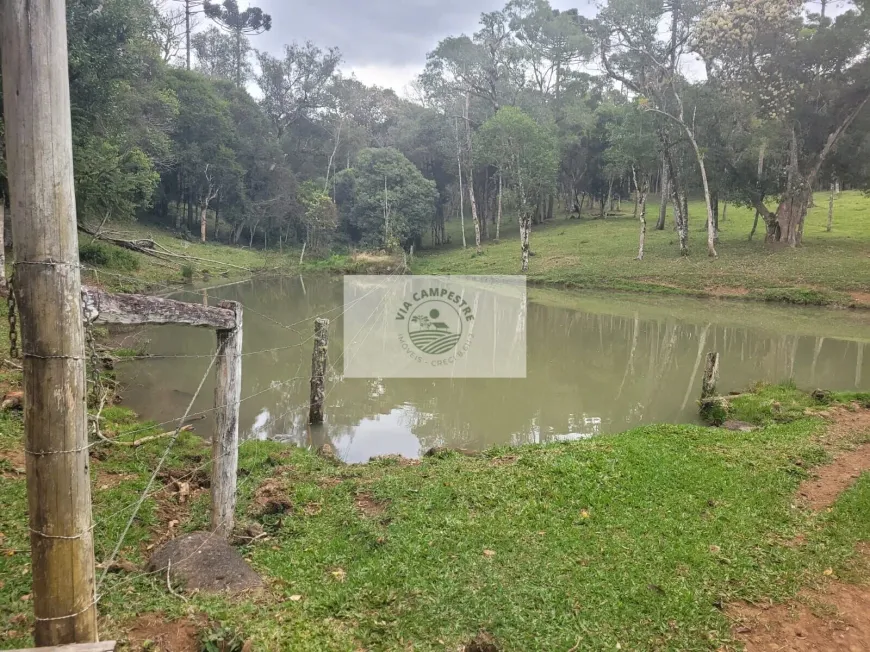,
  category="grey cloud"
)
[255,0,508,66]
